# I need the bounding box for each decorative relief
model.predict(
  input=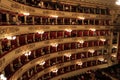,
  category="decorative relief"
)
[11,3,35,12]
[41,26,50,29]
[0,27,19,35]
[44,68,50,73]
[72,13,79,17]
[28,27,36,30]
[27,44,35,50]
[57,39,63,42]
[72,26,77,28]
[44,41,50,44]
[72,38,78,41]
[70,60,76,64]
[56,63,64,67]
[15,48,22,54]
[43,54,50,59]
[8,27,19,33]
[43,11,52,14]
[0,28,7,34]
[58,52,63,54]
[56,11,65,15]
[0,58,5,67]
[28,26,50,30]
